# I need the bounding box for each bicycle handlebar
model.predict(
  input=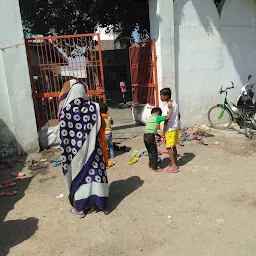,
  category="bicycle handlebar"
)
[219,82,234,94]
